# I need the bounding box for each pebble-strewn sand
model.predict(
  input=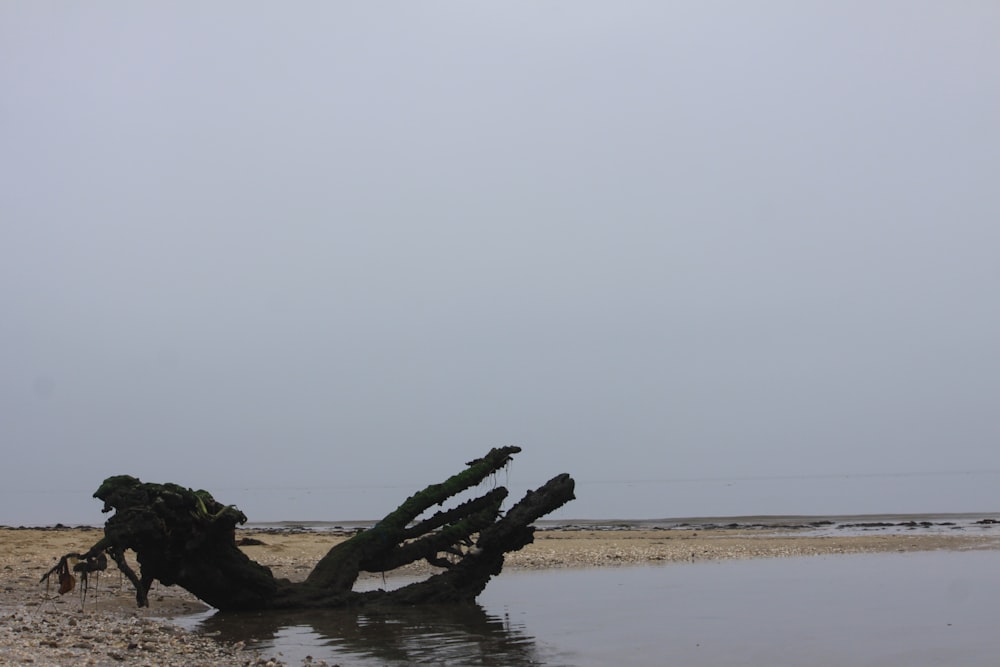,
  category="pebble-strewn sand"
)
[3,527,999,666]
